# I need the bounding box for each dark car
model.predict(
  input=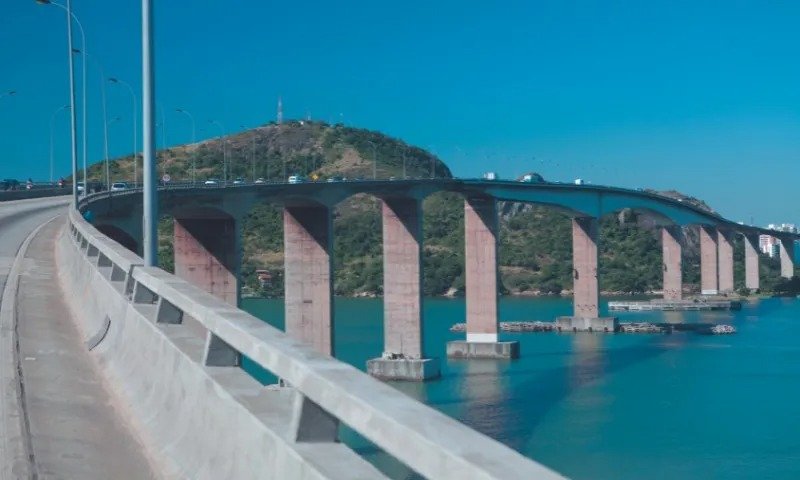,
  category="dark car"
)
[1,179,20,191]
